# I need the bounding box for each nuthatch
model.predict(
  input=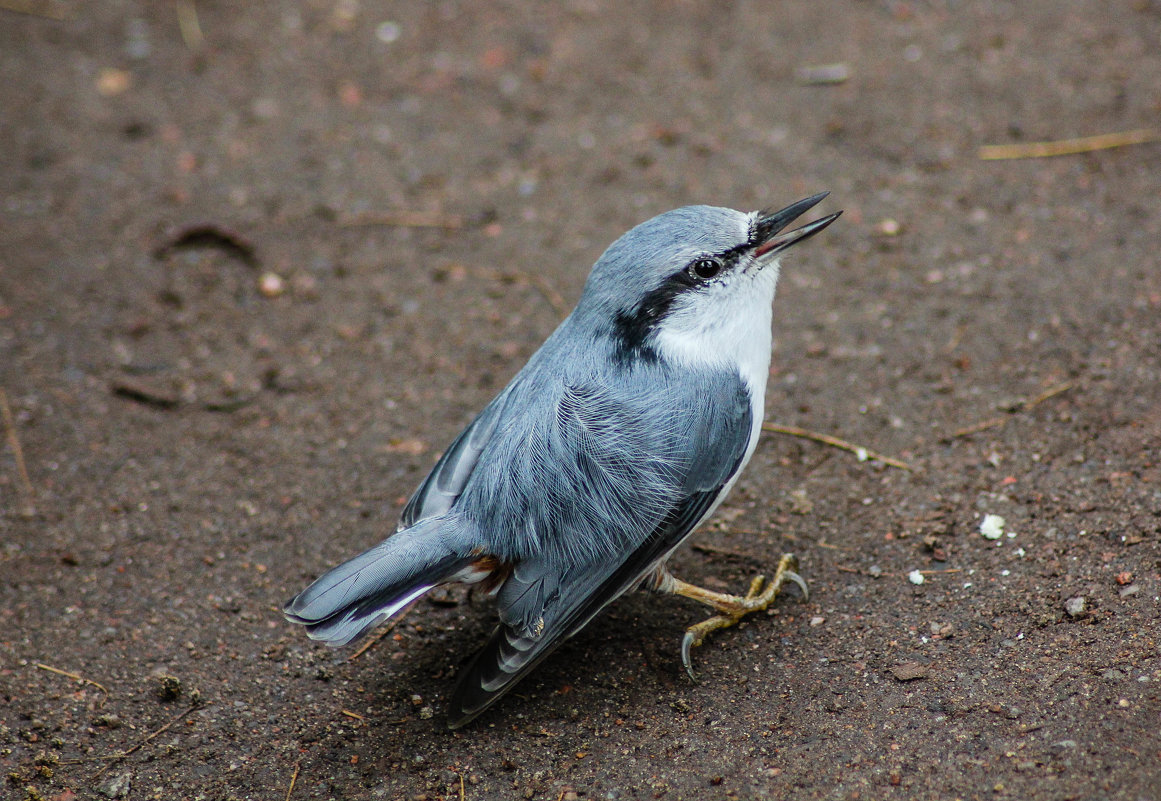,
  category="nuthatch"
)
[285,194,841,728]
